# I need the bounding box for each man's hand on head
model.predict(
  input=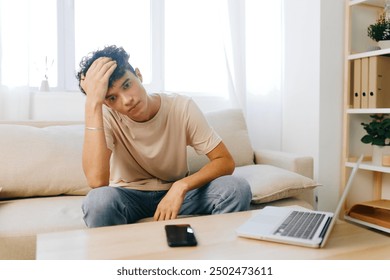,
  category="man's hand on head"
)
[81,57,117,105]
